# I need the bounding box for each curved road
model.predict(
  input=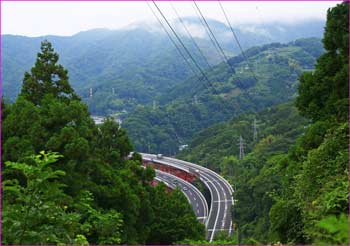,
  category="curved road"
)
[142,153,234,242]
[155,169,208,223]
